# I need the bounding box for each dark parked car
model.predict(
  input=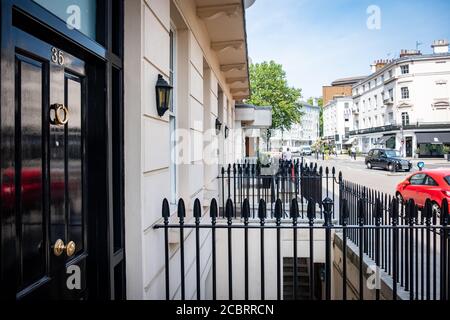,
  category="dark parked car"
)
[365,148,412,172]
